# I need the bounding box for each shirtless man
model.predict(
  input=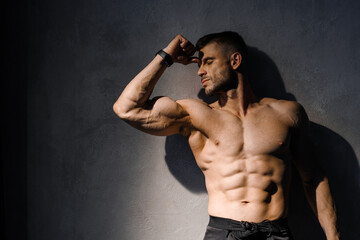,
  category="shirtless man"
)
[113,32,339,240]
